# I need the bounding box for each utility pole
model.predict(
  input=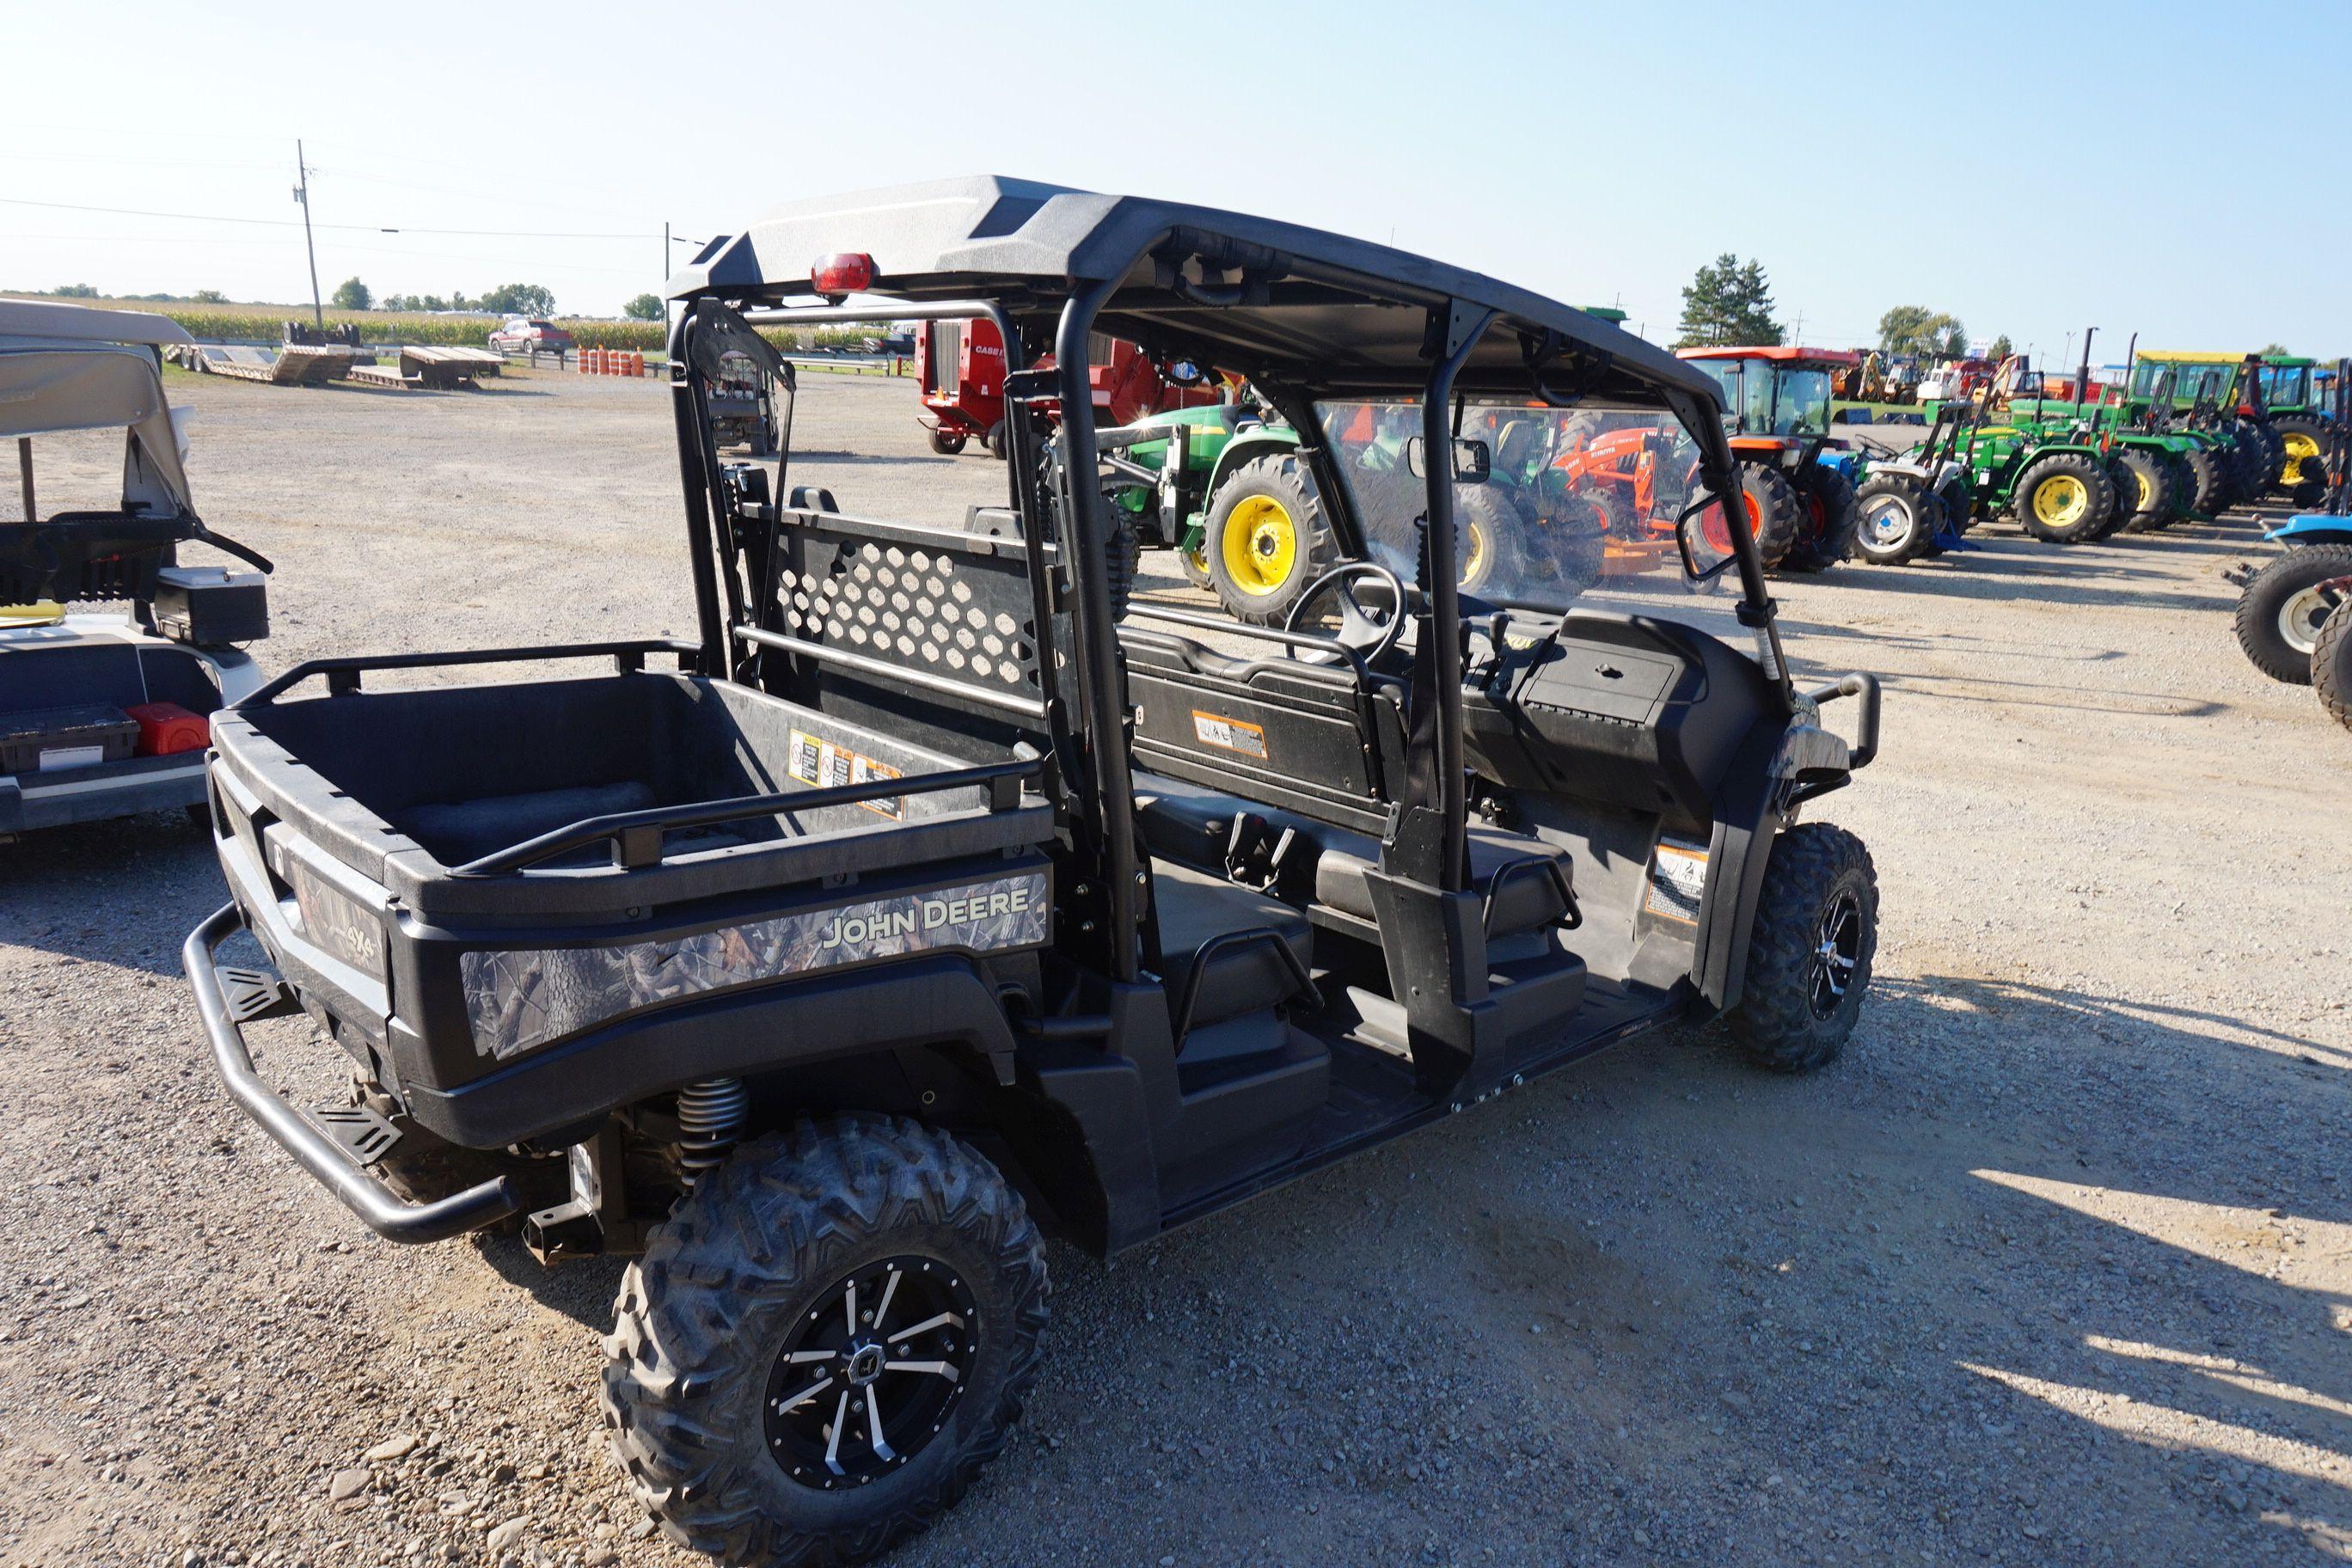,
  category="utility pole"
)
[292,139,323,327]
[664,221,671,292]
